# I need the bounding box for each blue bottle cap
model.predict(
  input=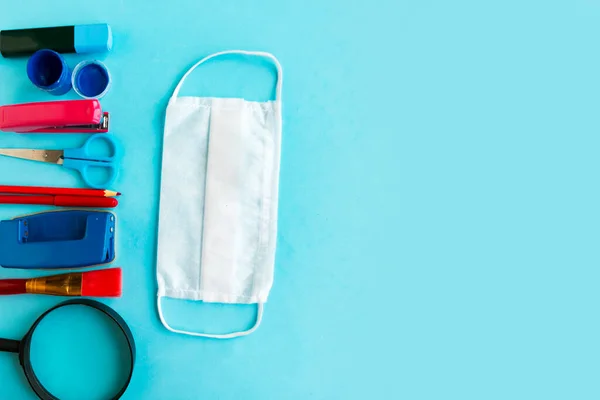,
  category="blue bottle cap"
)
[74,24,112,54]
[72,60,111,99]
